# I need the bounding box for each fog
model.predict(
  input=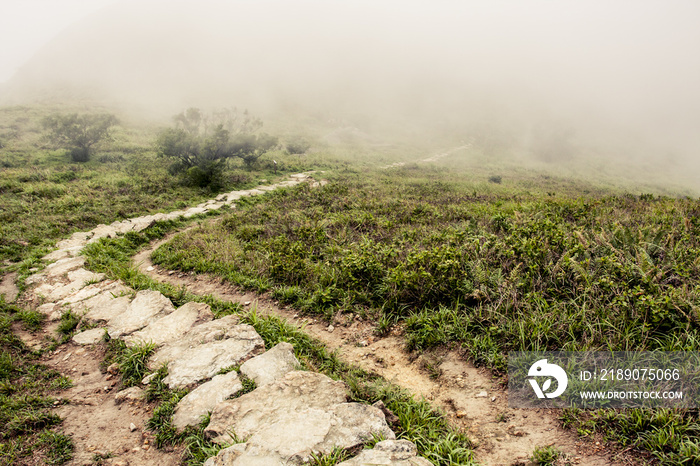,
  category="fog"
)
[3,0,700,187]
